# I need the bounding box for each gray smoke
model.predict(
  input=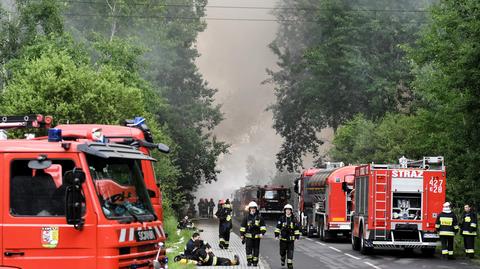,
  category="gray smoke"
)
[195,0,282,202]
